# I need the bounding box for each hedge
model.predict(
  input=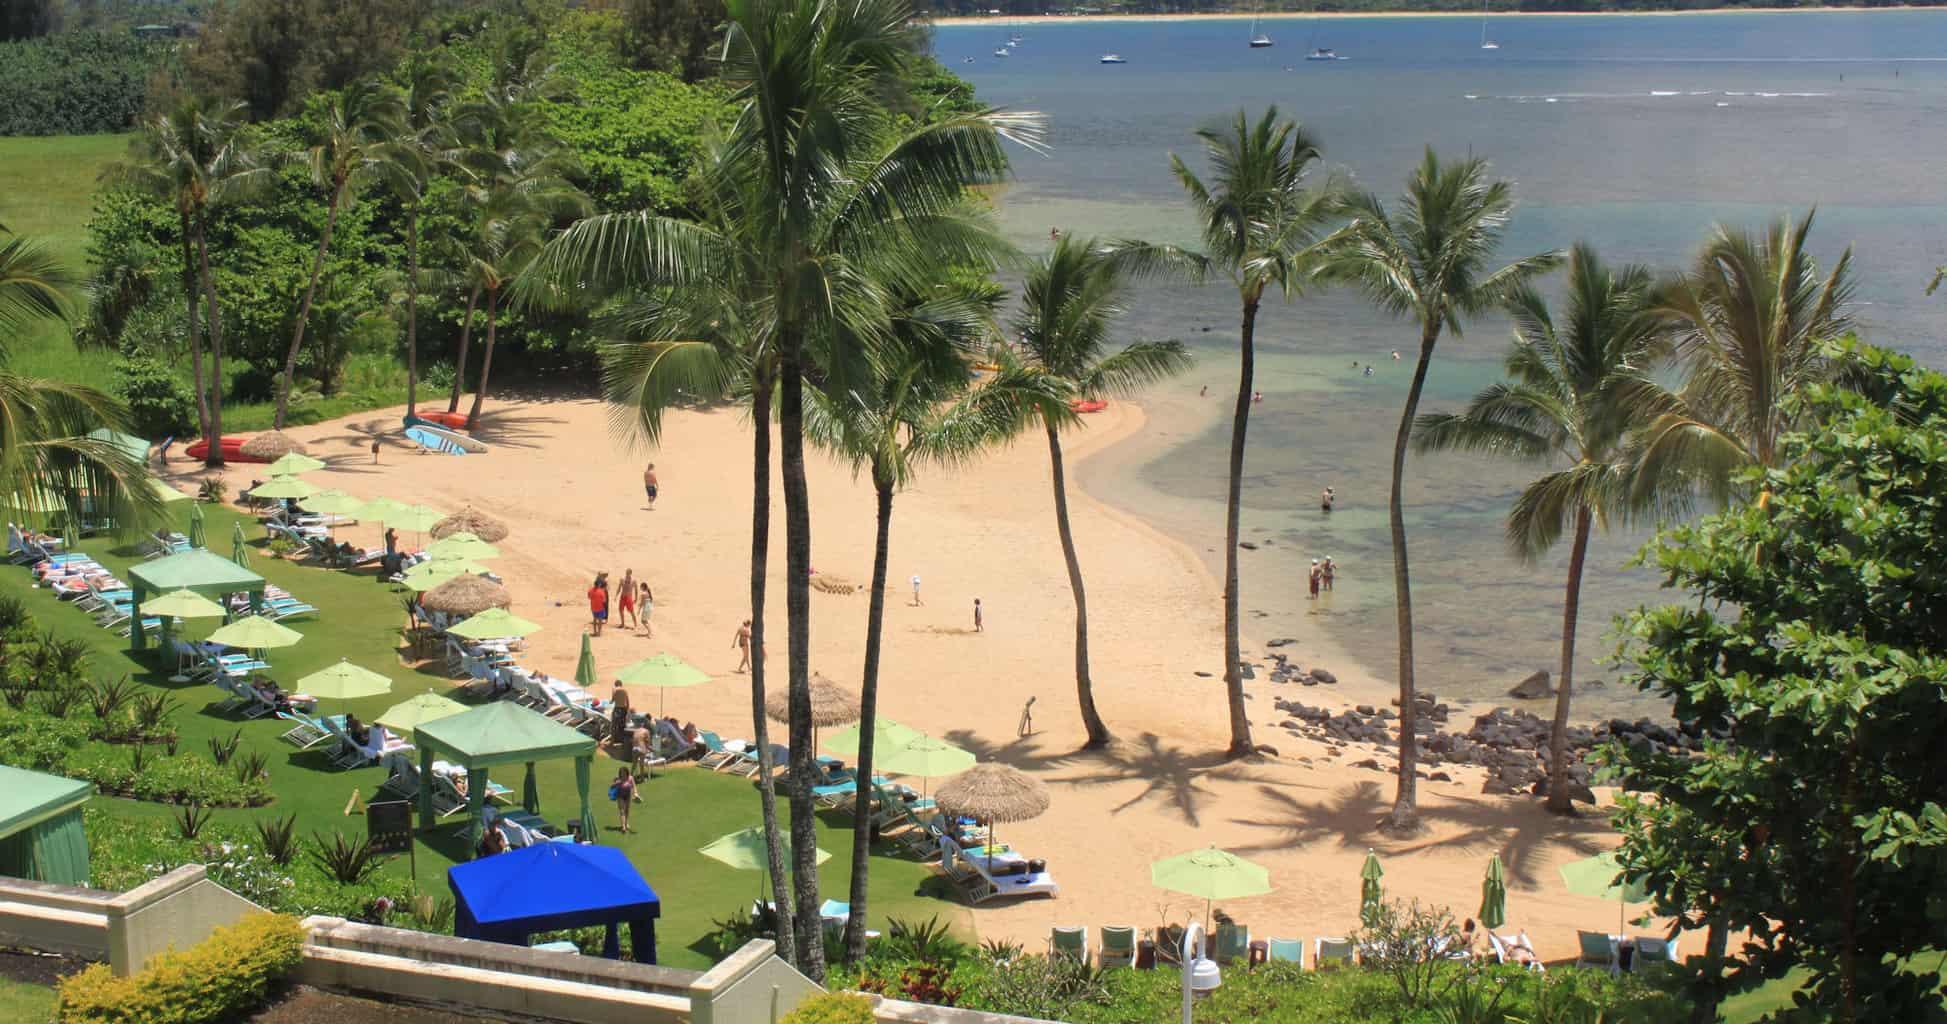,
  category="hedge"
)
[0,706,272,807]
[56,912,304,1024]
[783,992,877,1024]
